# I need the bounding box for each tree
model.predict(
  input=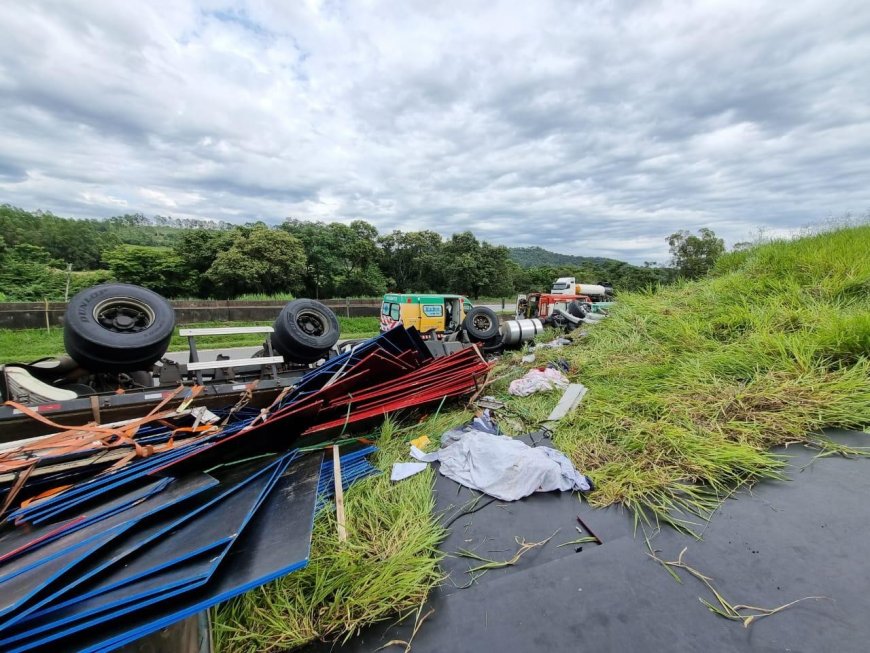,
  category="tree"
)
[478,243,516,297]
[440,232,482,297]
[283,219,386,297]
[102,245,195,297]
[666,228,725,279]
[280,219,343,298]
[173,228,237,296]
[378,230,444,292]
[204,226,306,298]
[514,266,557,293]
